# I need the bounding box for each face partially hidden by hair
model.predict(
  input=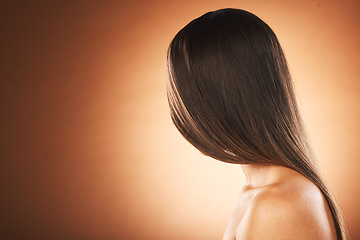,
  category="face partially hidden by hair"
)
[165,9,348,239]
[166,8,310,167]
